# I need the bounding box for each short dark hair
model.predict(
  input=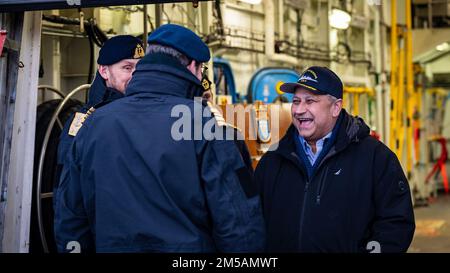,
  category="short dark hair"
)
[146,44,191,66]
